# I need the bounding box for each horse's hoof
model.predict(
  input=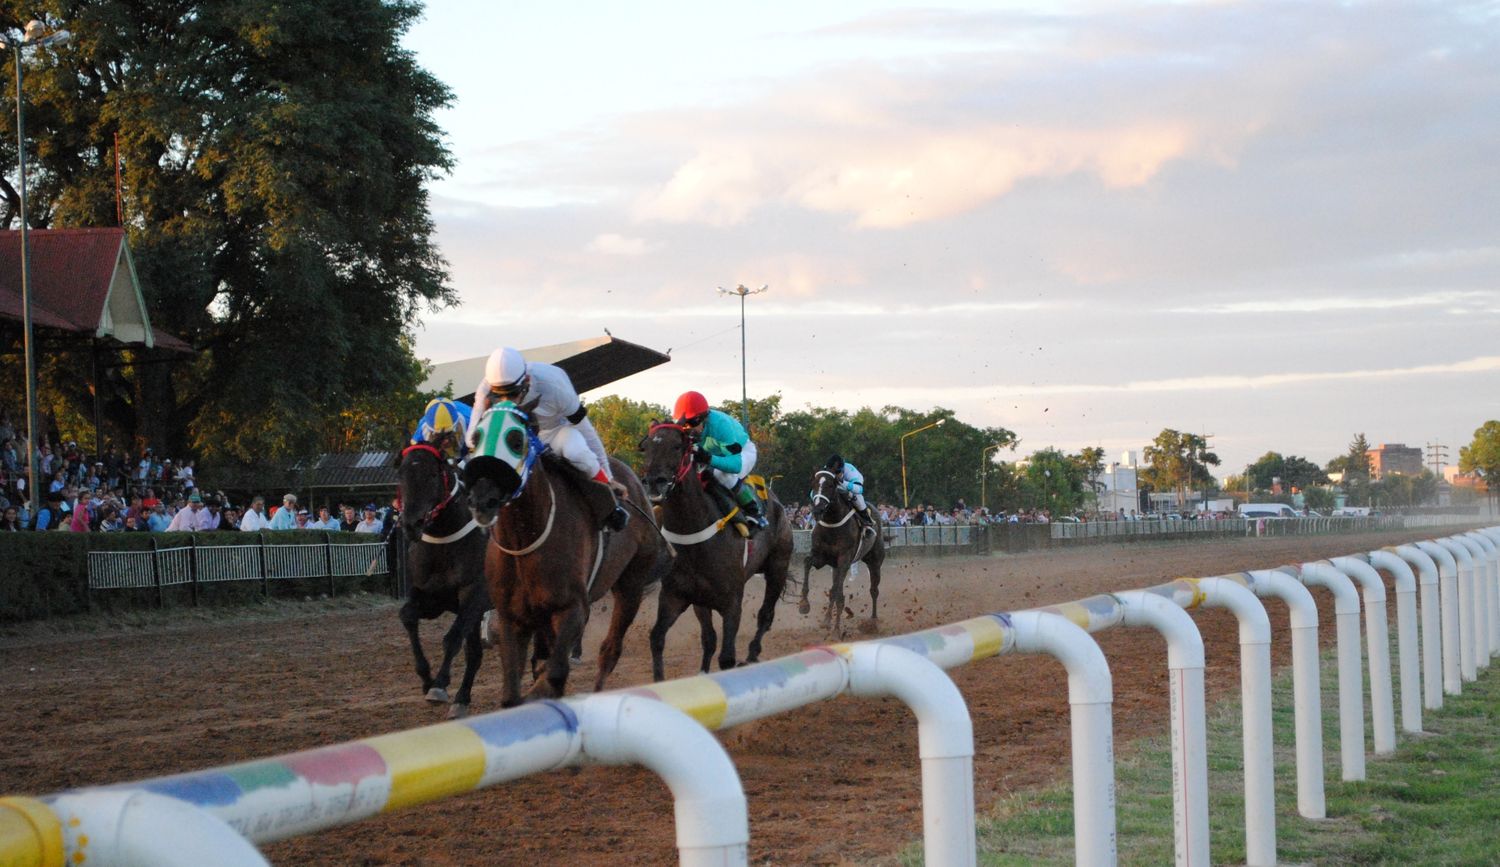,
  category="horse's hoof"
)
[447,703,470,720]
[797,601,810,615]
[569,655,583,666]
[425,687,451,704]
